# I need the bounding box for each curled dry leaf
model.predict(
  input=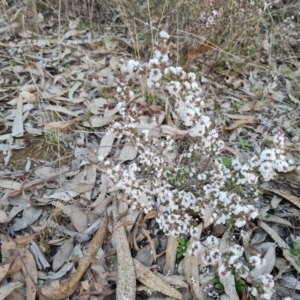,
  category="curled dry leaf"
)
[40,216,108,300]
[112,199,136,300]
[0,282,24,300]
